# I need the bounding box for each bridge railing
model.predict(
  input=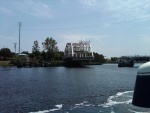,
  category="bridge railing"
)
[121,55,150,58]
